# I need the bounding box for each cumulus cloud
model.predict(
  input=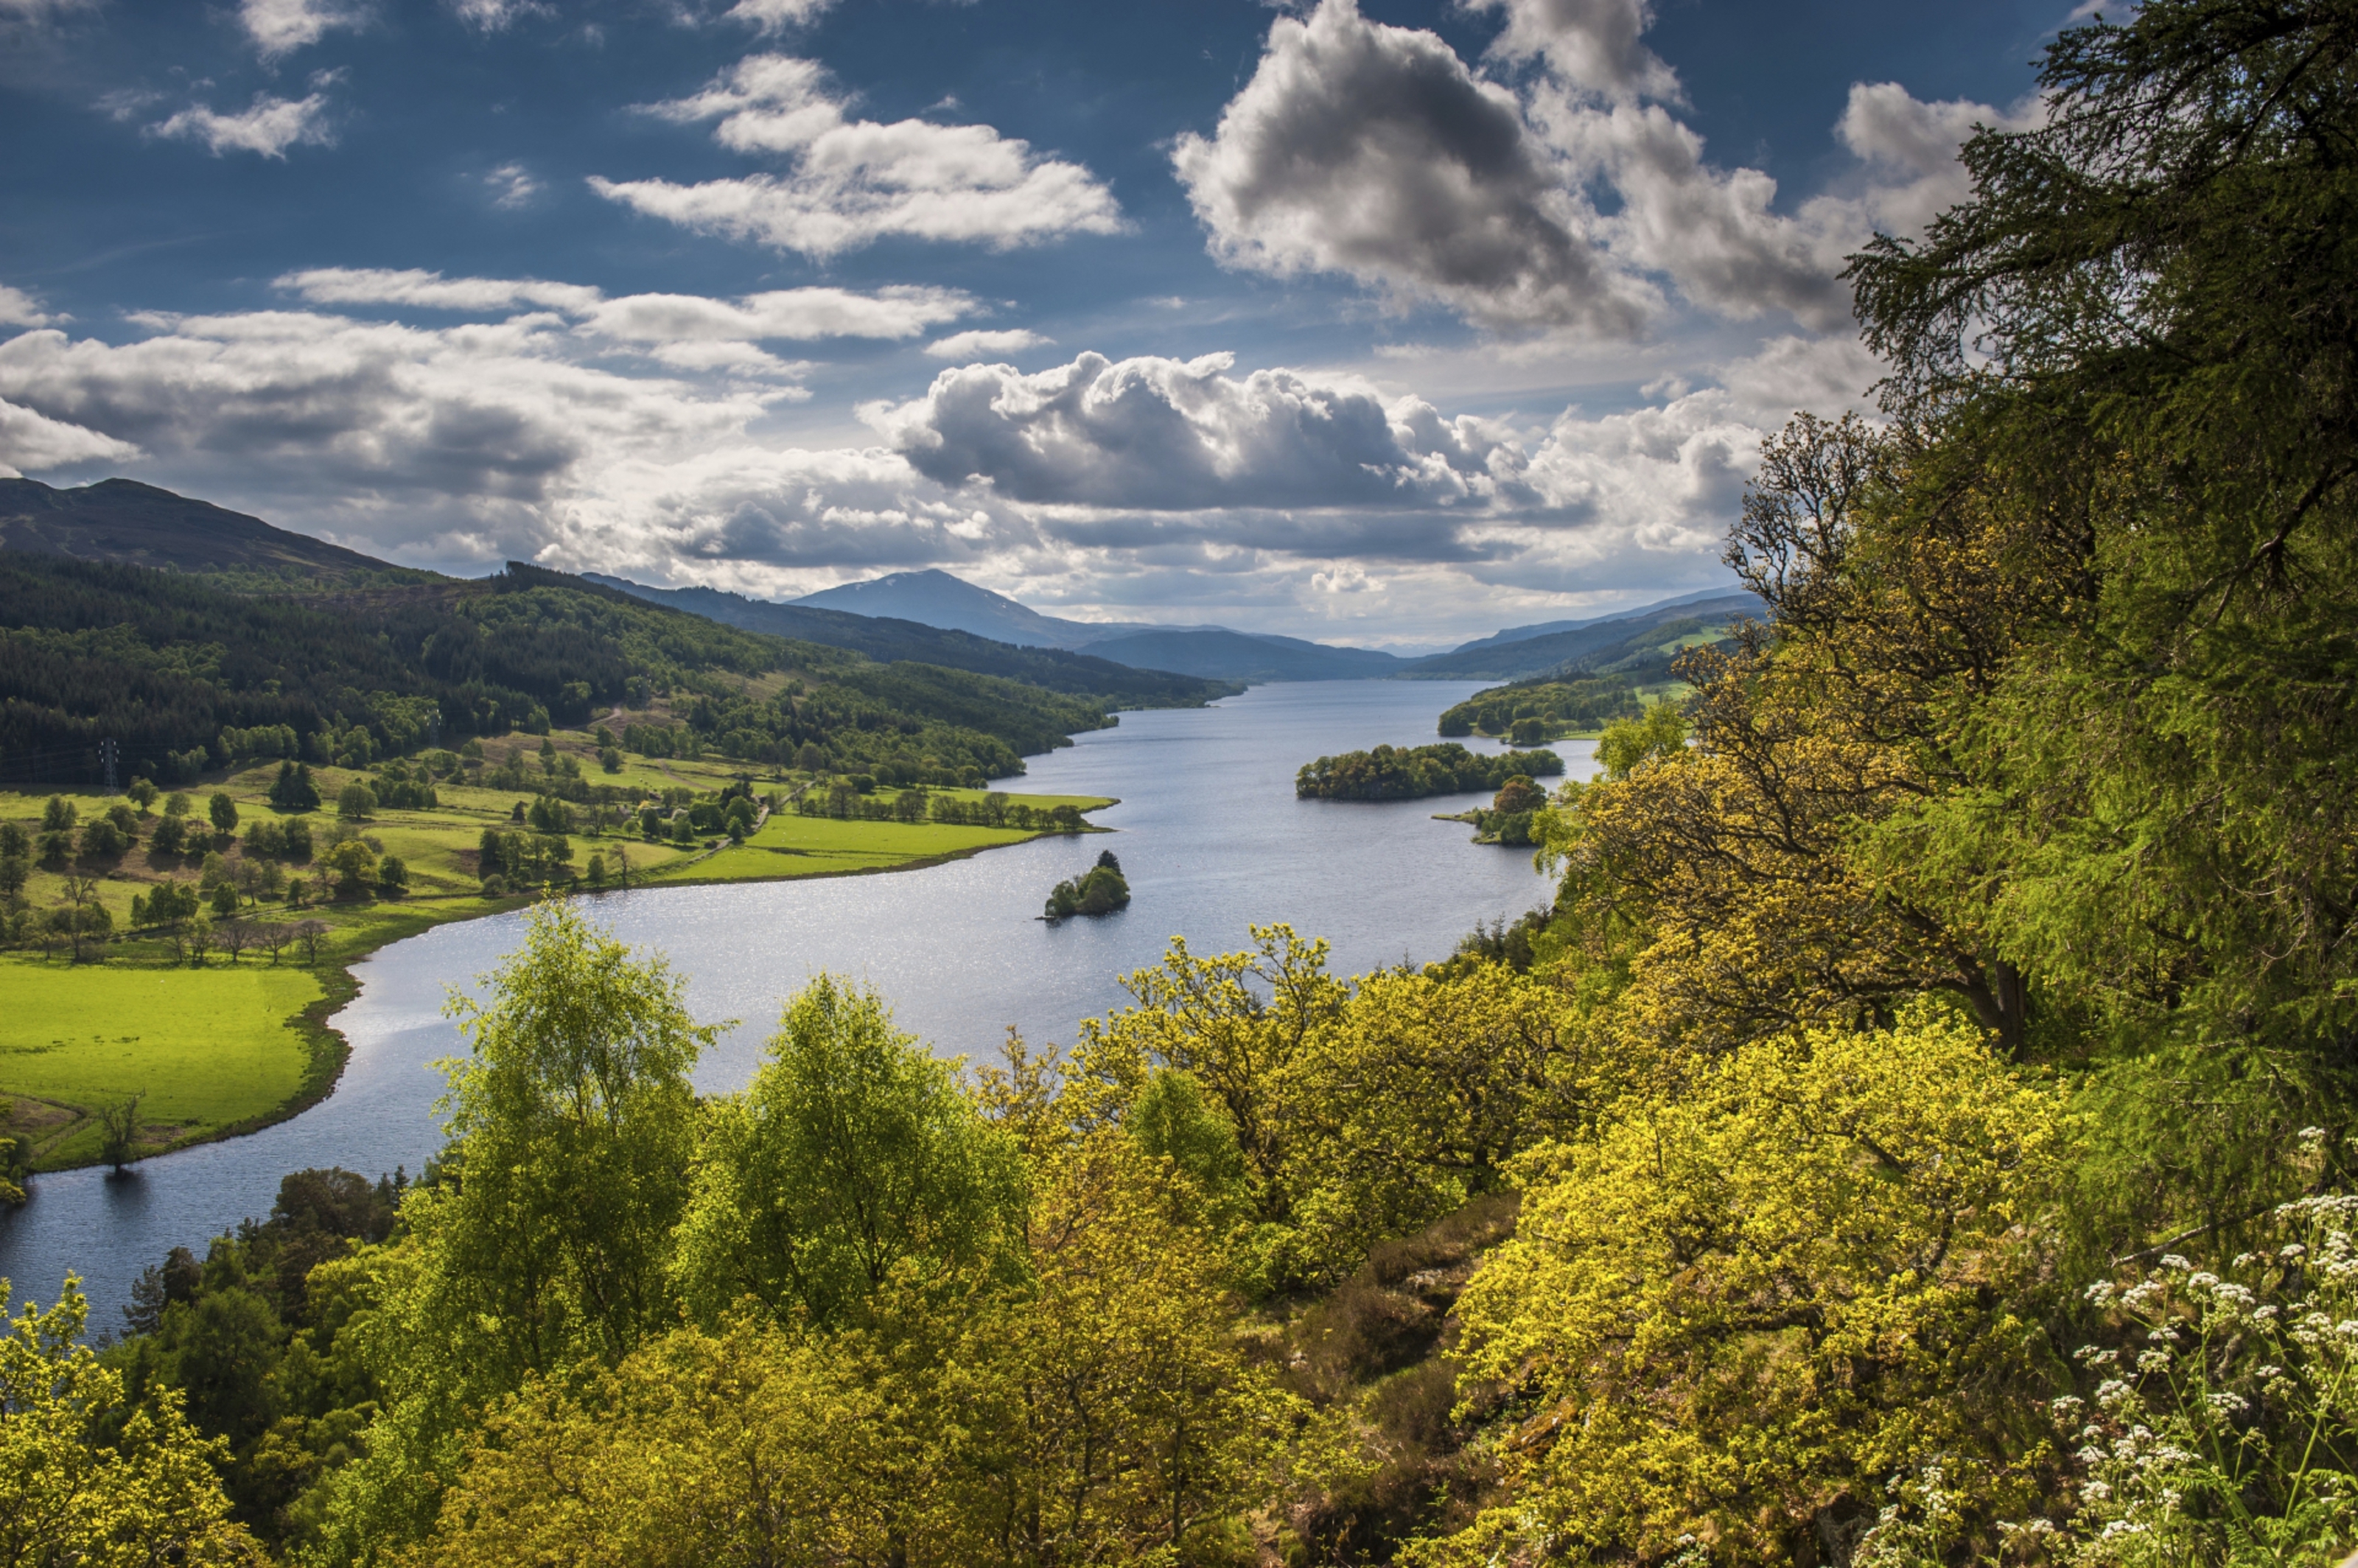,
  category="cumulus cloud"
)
[1466,0,1679,102]
[1542,98,1849,329]
[923,328,1051,360]
[866,349,1530,516]
[0,284,55,328]
[0,396,141,475]
[238,0,365,57]
[1179,0,2023,341]
[591,54,1125,257]
[150,92,335,158]
[1172,0,1649,335]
